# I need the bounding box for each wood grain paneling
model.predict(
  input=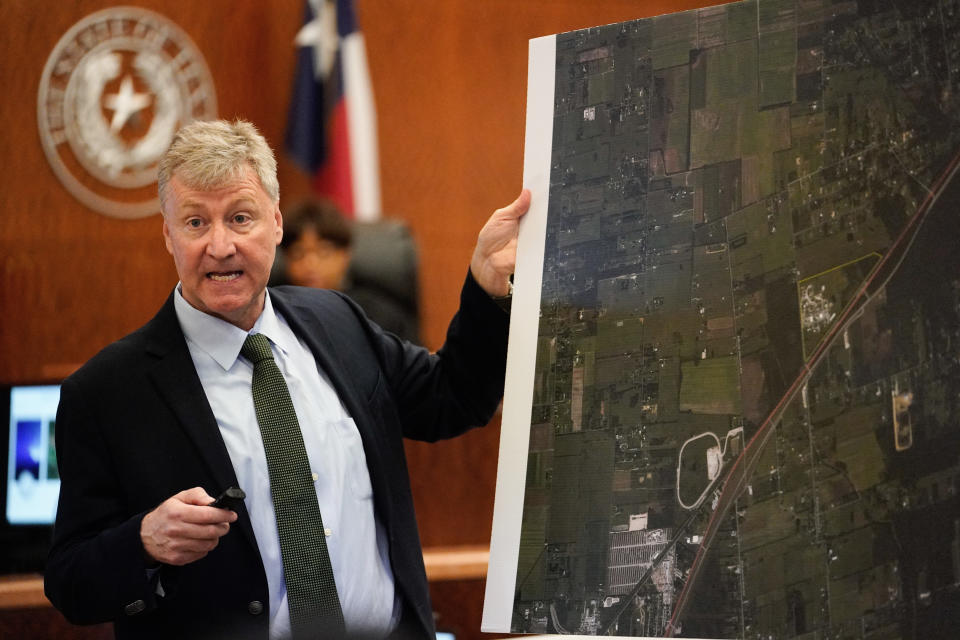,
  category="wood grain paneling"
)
[0,608,112,640]
[429,579,500,640]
